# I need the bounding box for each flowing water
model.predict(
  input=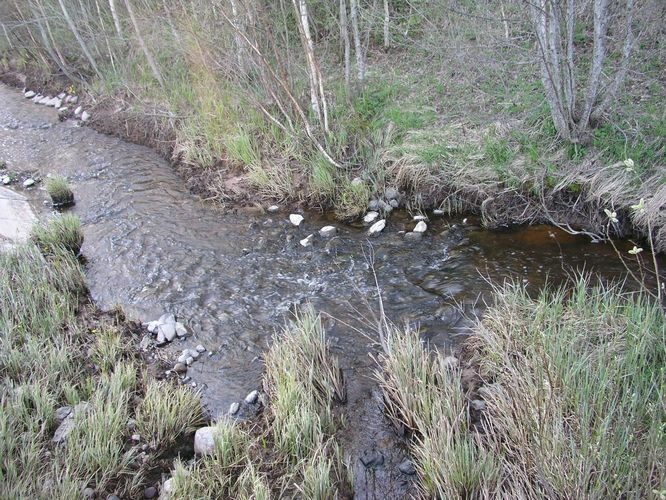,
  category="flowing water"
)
[0,84,654,498]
